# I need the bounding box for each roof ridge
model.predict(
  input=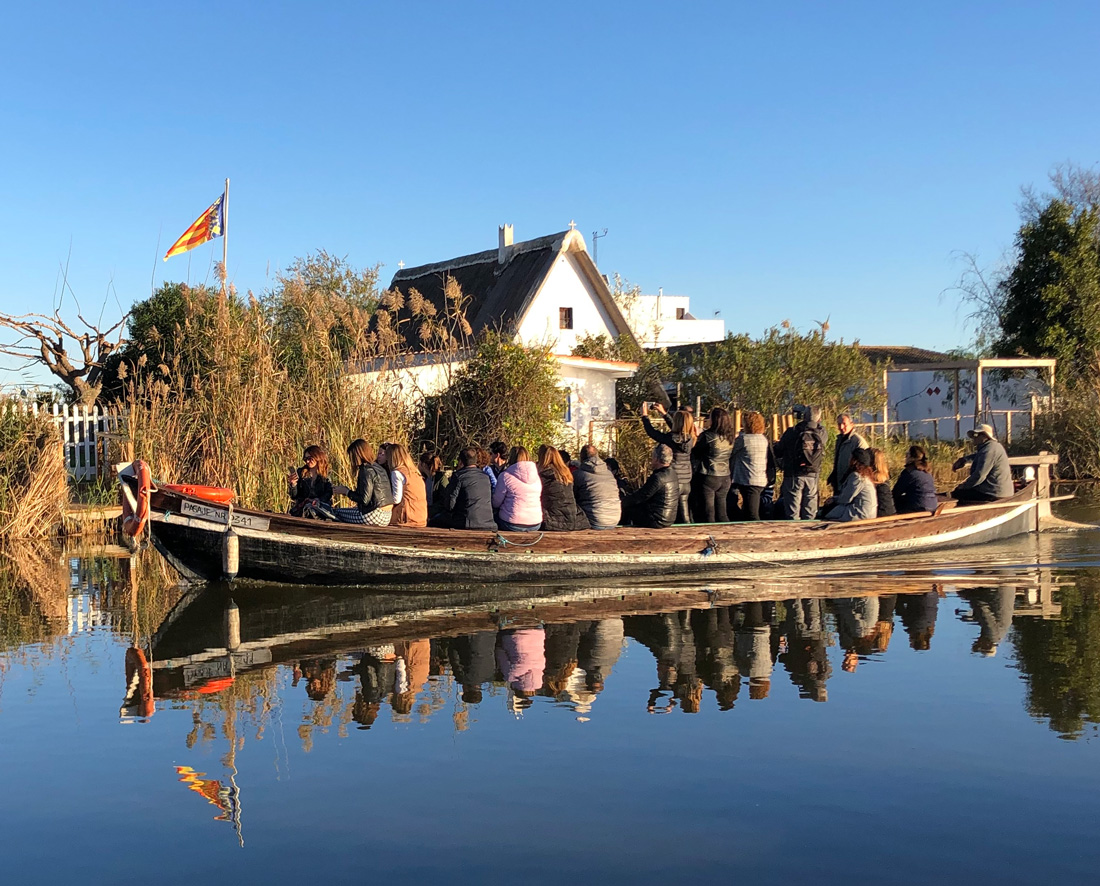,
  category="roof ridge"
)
[392,230,570,282]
